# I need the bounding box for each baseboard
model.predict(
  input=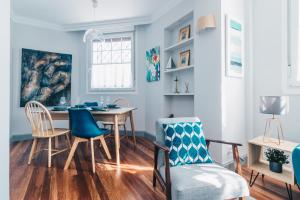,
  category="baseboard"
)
[10,134,32,143]
[10,131,155,143]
